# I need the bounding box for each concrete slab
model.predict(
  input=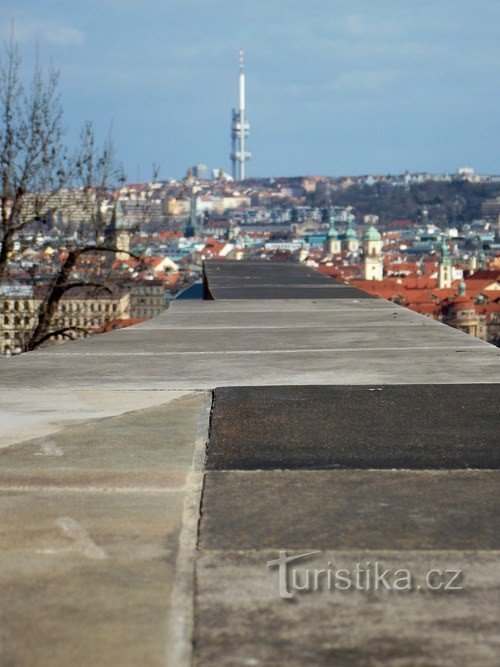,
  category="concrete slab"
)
[0,391,211,667]
[1,347,498,389]
[135,303,441,331]
[0,259,498,665]
[199,470,500,550]
[207,278,338,287]
[204,261,376,299]
[0,389,194,449]
[206,285,376,299]
[0,393,204,488]
[0,490,184,667]
[195,549,500,667]
[133,313,440,330]
[207,385,500,470]
[204,260,338,284]
[31,324,484,356]
[167,298,407,313]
